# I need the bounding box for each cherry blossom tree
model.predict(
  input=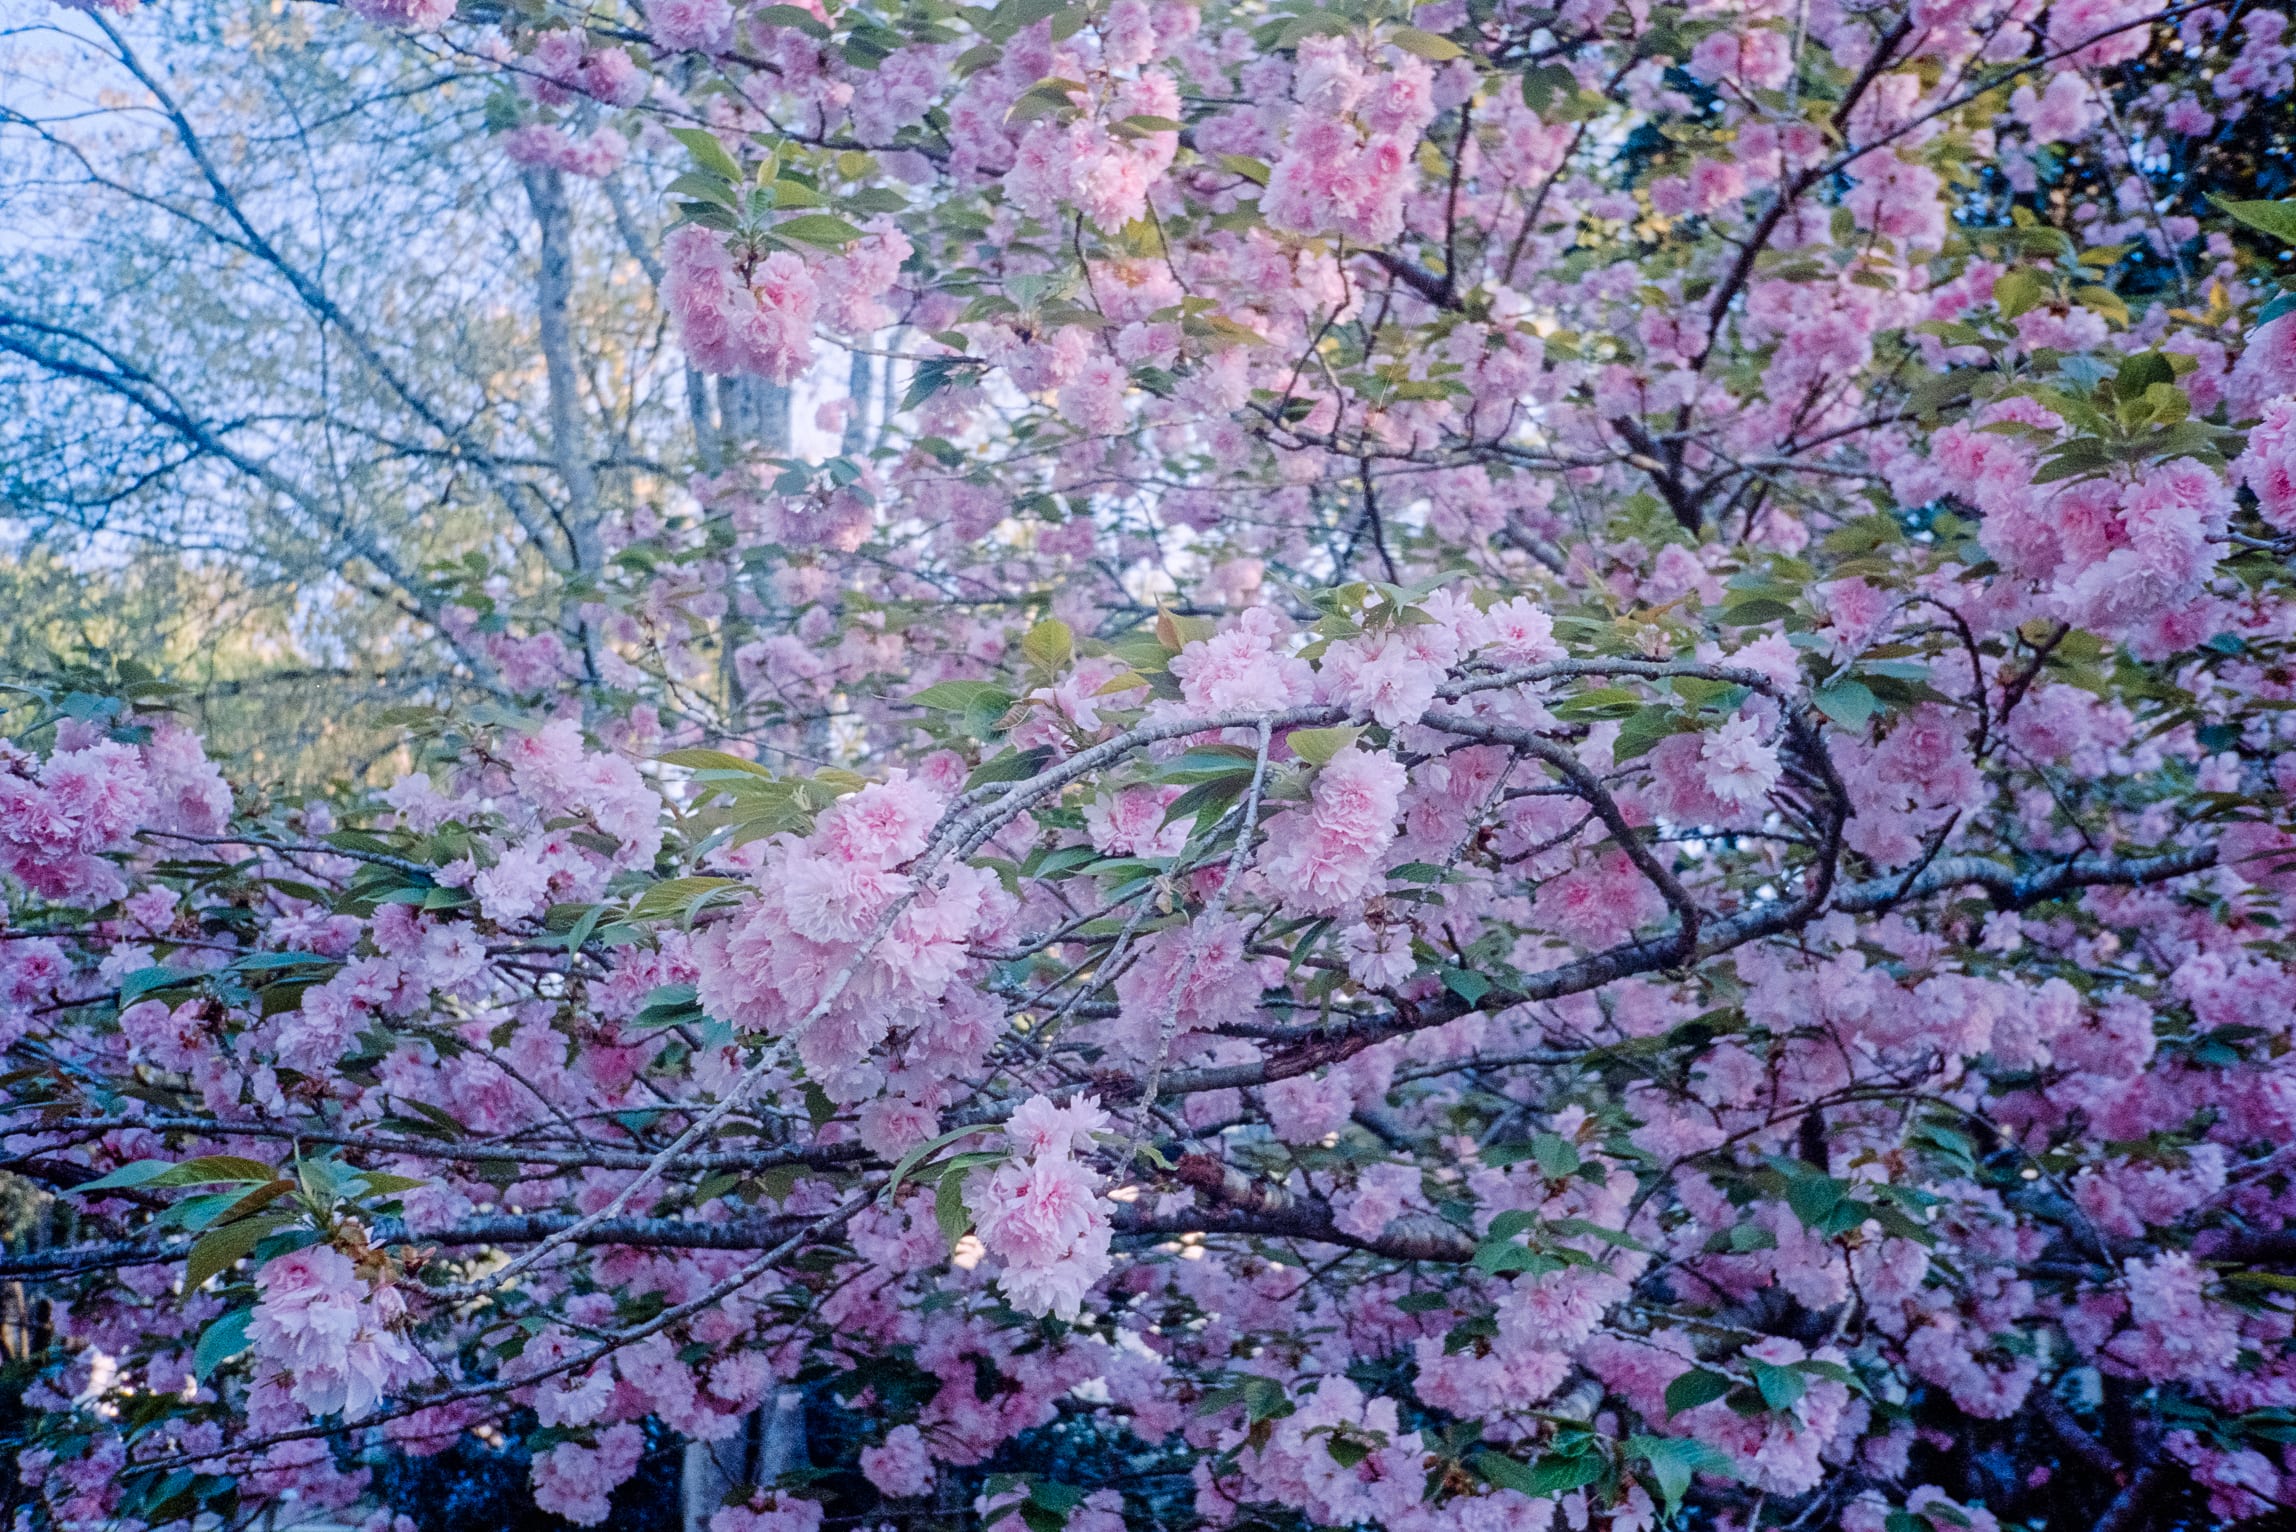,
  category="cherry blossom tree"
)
[6,0,2296,1530]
